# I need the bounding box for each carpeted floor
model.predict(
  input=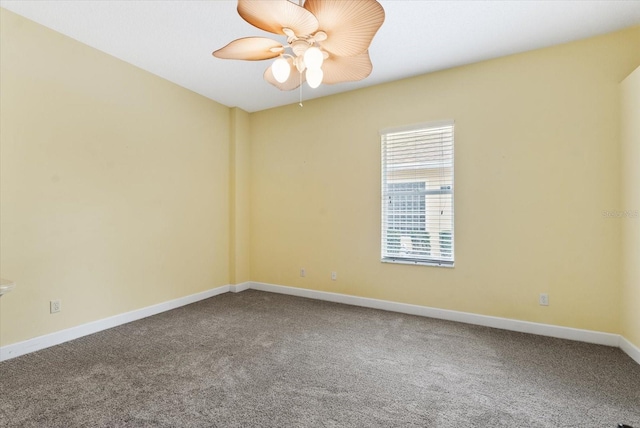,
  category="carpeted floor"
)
[0,290,638,427]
